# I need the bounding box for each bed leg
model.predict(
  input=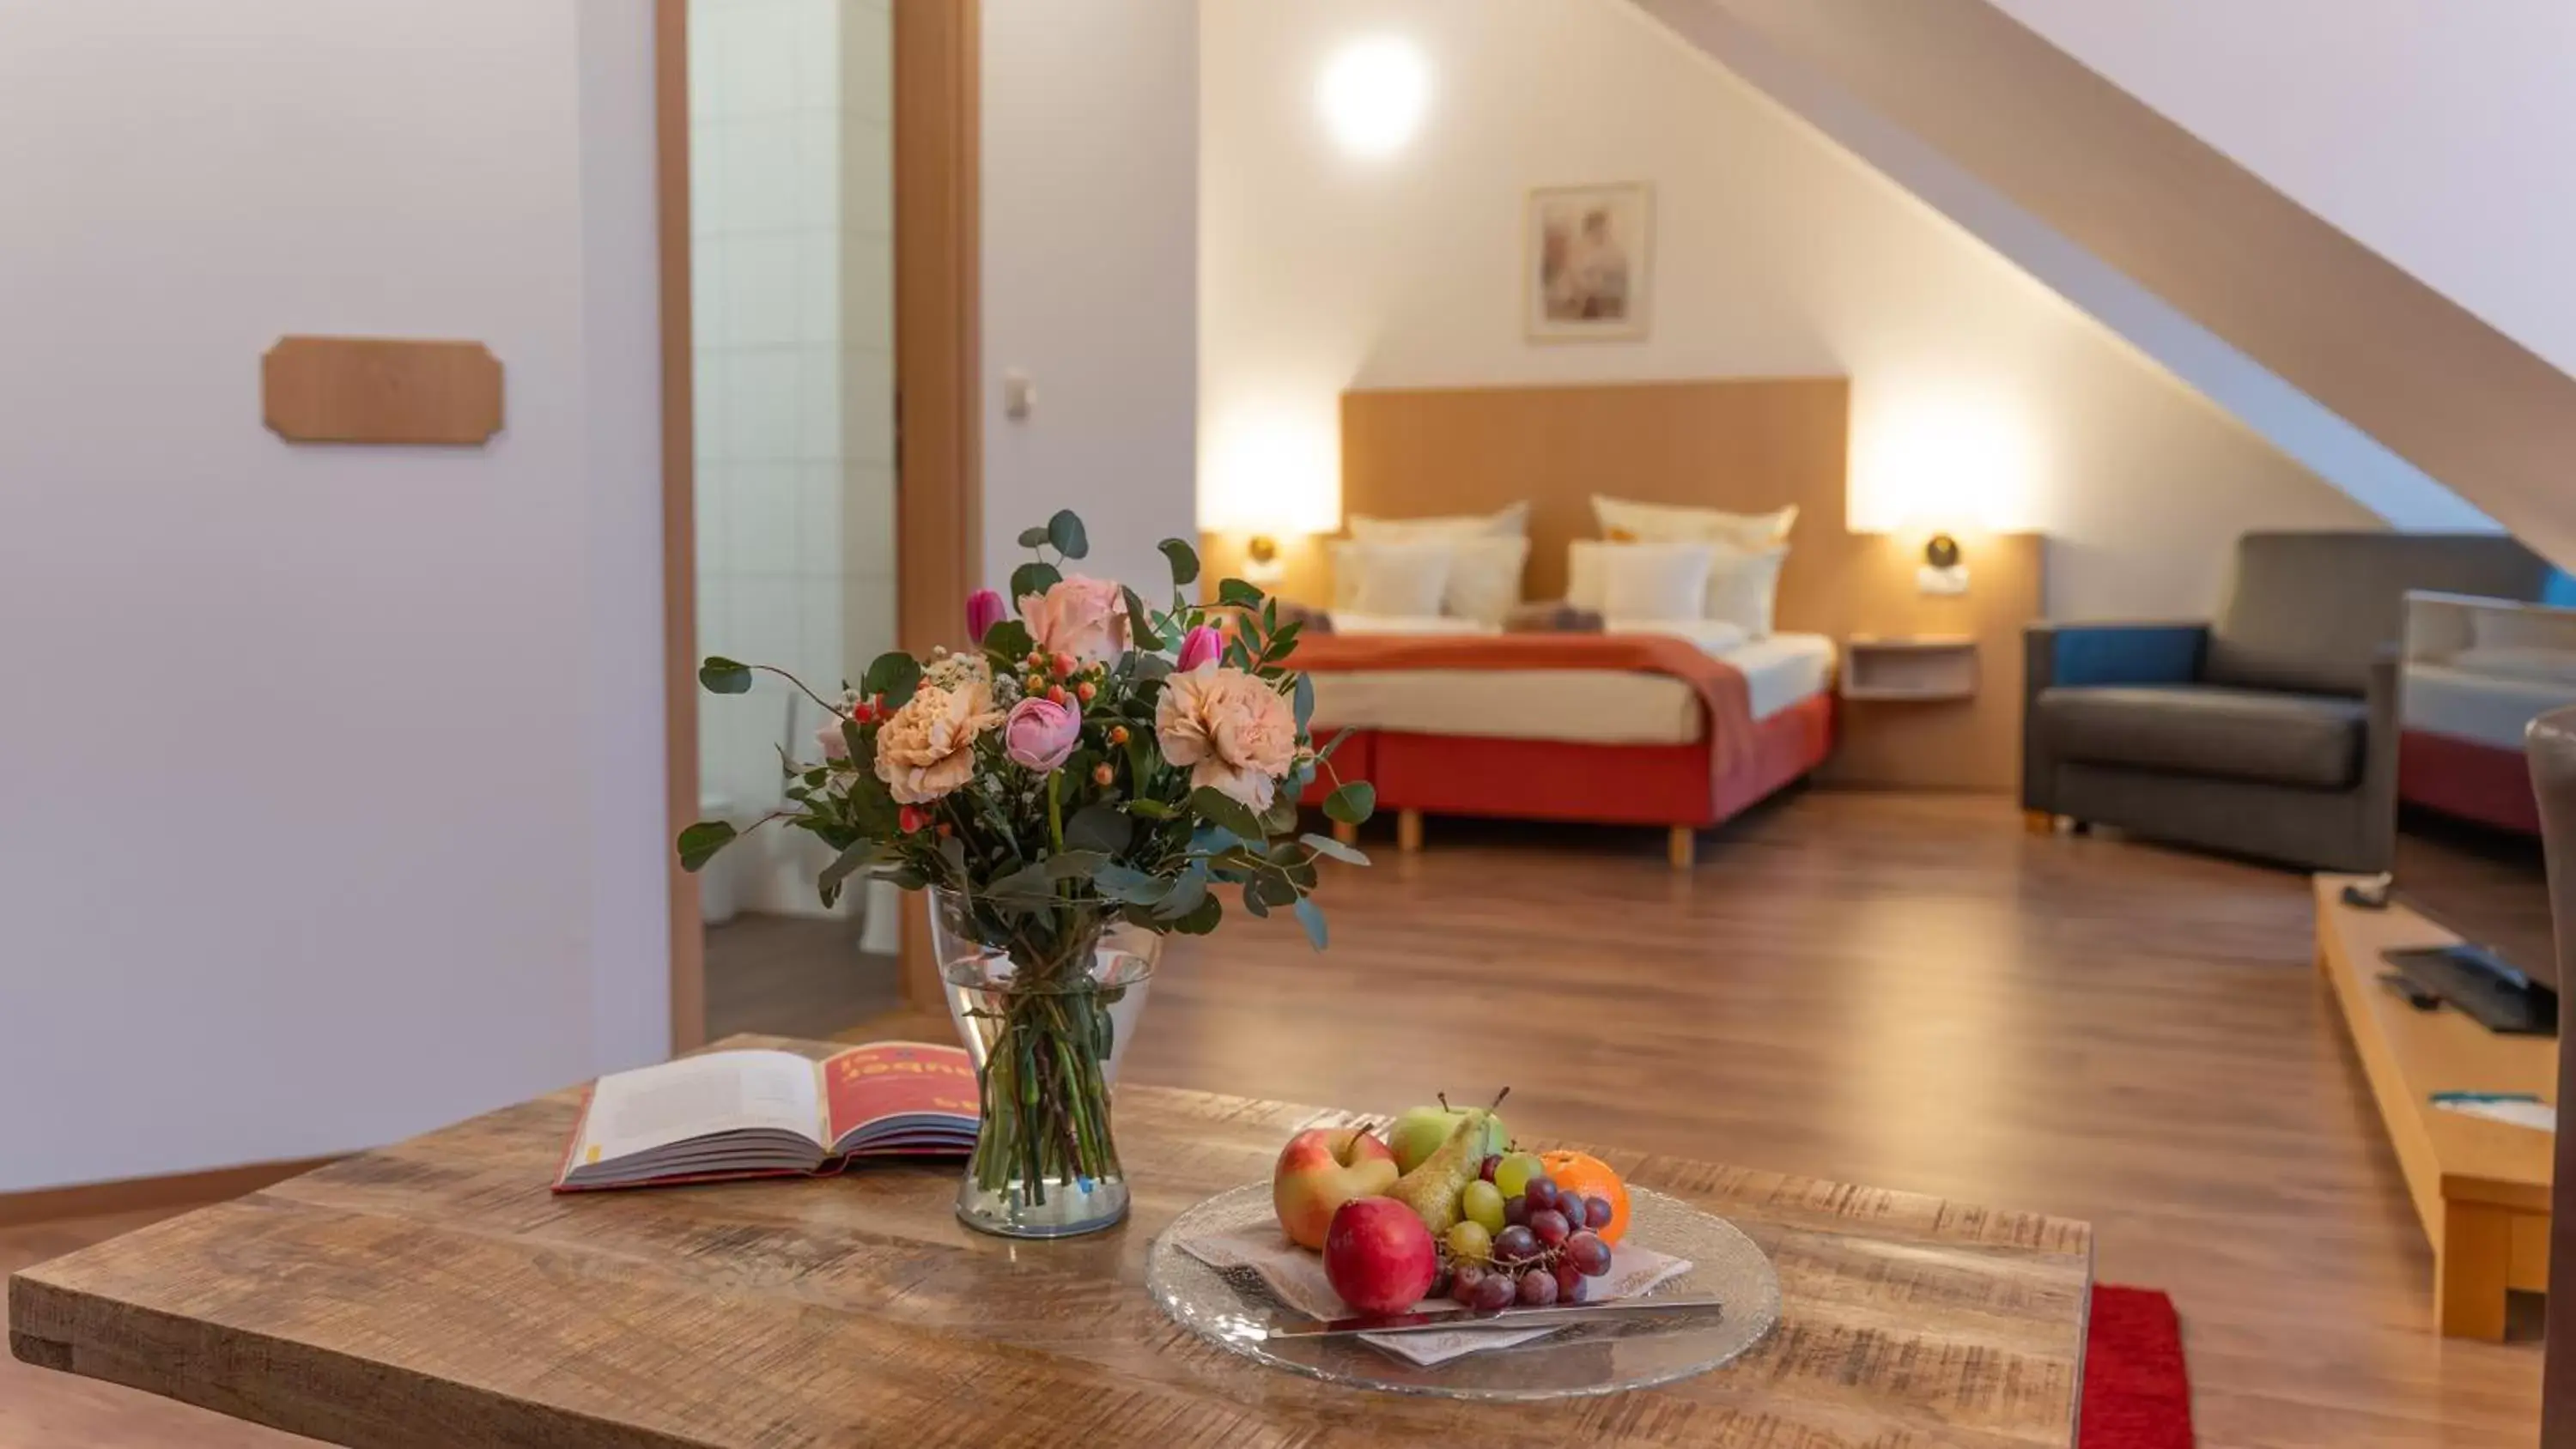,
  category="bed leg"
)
[1331,820,1360,847]
[1396,809,1424,854]
[2023,810,2055,835]
[1668,826,1697,872]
